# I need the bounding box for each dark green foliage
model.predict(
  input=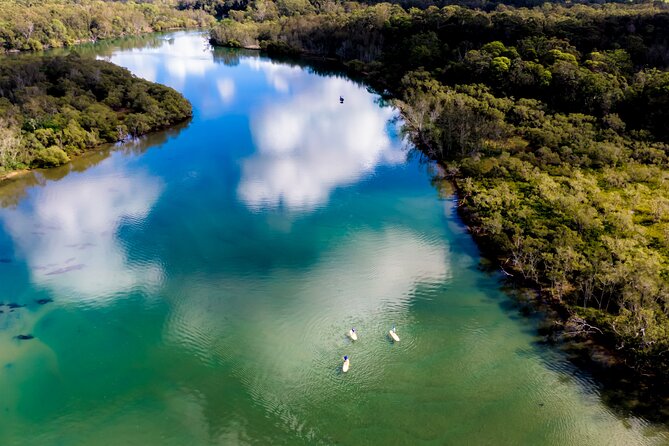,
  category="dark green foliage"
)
[178,0,250,19]
[623,69,669,142]
[0,53,192,170]
[209,1,669,376]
